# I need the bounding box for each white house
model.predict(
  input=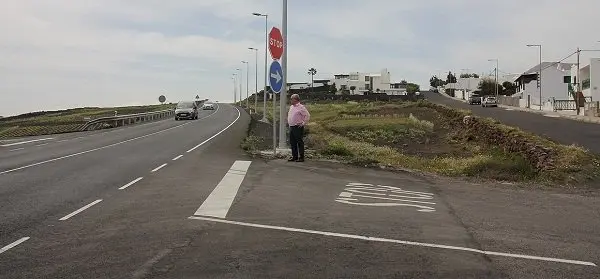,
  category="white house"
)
[514,62,573,106]
[570,58,600,101]
[333,68,406,95]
